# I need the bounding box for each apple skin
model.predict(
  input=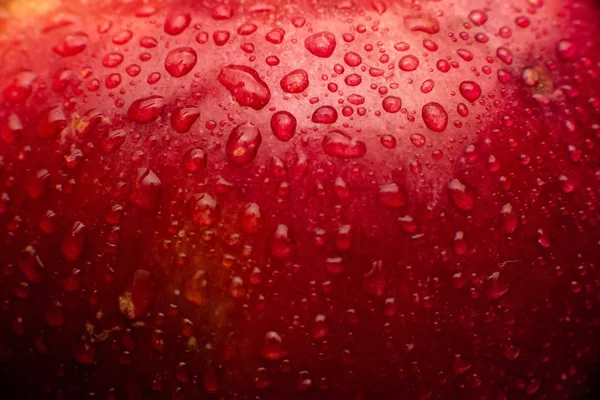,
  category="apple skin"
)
[0,0,599,399]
